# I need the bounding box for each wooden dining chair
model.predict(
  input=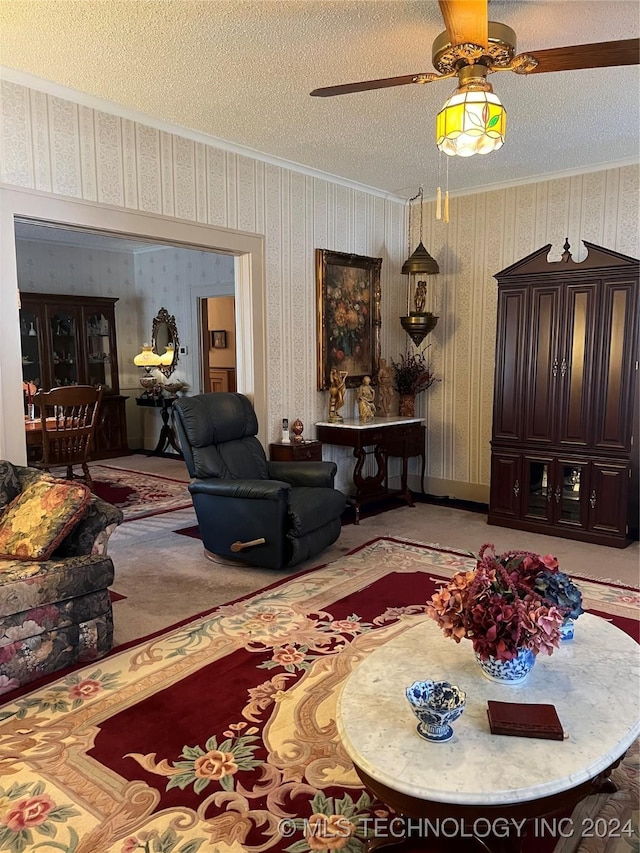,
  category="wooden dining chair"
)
[32,385,103,489]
